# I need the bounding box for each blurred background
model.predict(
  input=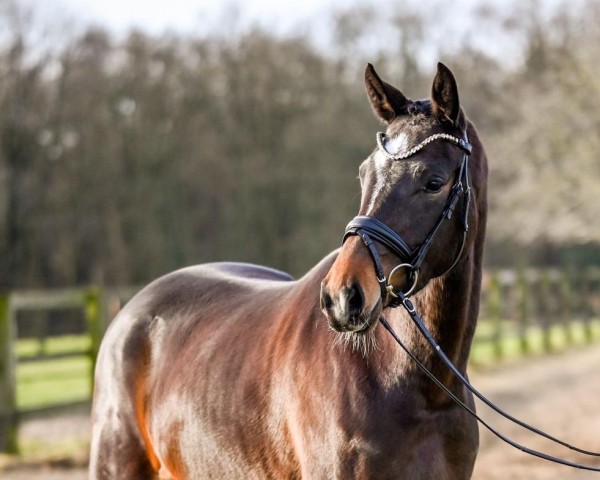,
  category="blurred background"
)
[1,0,600,478]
